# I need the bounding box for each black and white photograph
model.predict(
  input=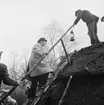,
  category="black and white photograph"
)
[0,0,104,105]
